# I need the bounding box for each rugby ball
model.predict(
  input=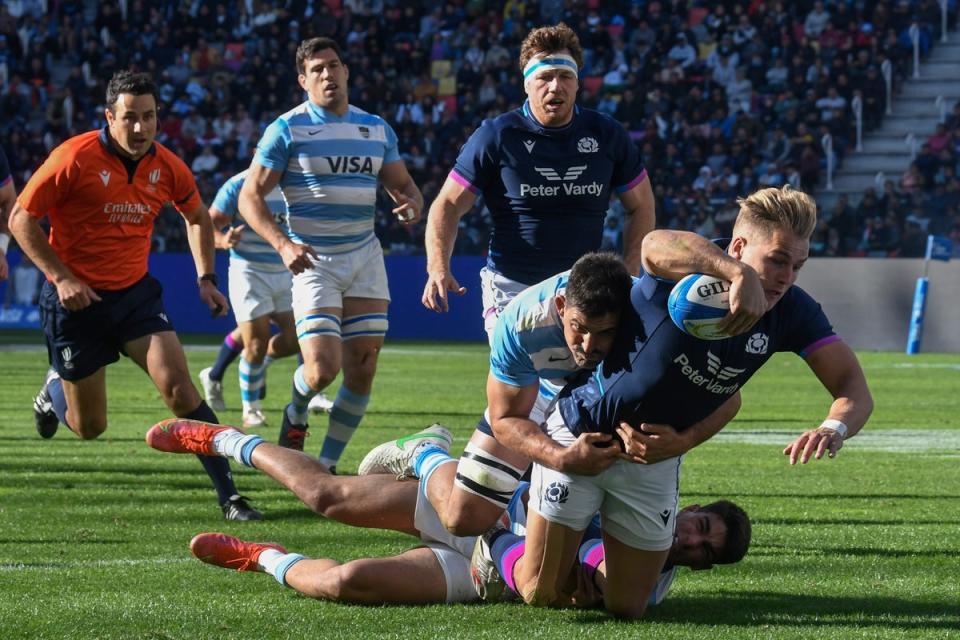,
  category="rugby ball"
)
[667,274,732,340]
